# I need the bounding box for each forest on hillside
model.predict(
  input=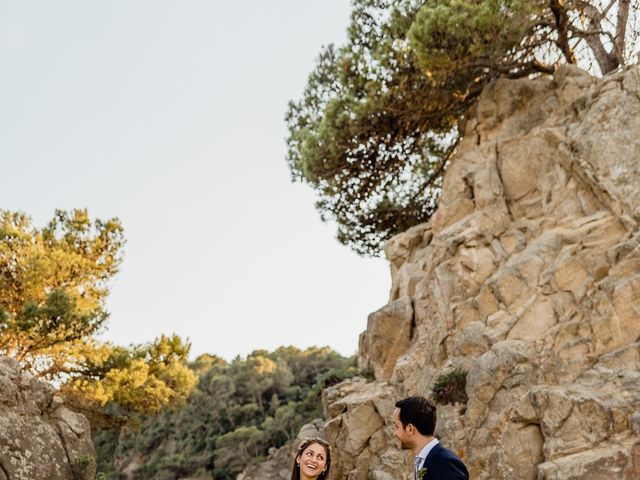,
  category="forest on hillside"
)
[94,346,358,480]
